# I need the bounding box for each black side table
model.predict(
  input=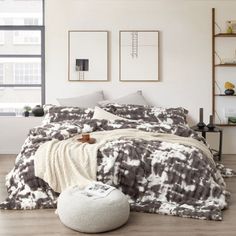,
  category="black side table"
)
[191,126,223,161]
